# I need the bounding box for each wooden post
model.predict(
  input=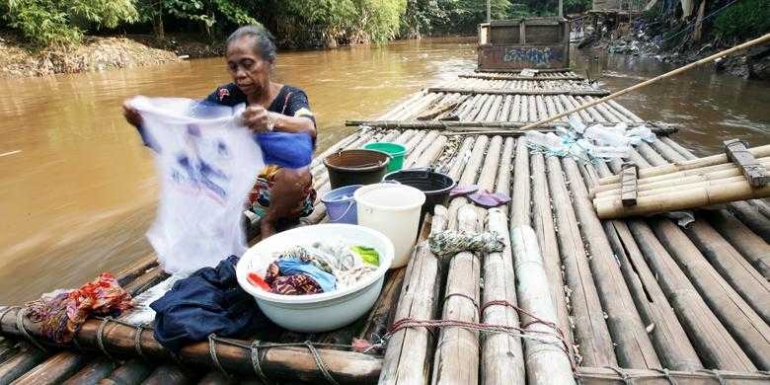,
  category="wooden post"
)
[481,209,525,385]
[511,226,575,385]
[546,157,616,368]
[432,206,481,385]
[562,158,660,369]
[379,209,447,385]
